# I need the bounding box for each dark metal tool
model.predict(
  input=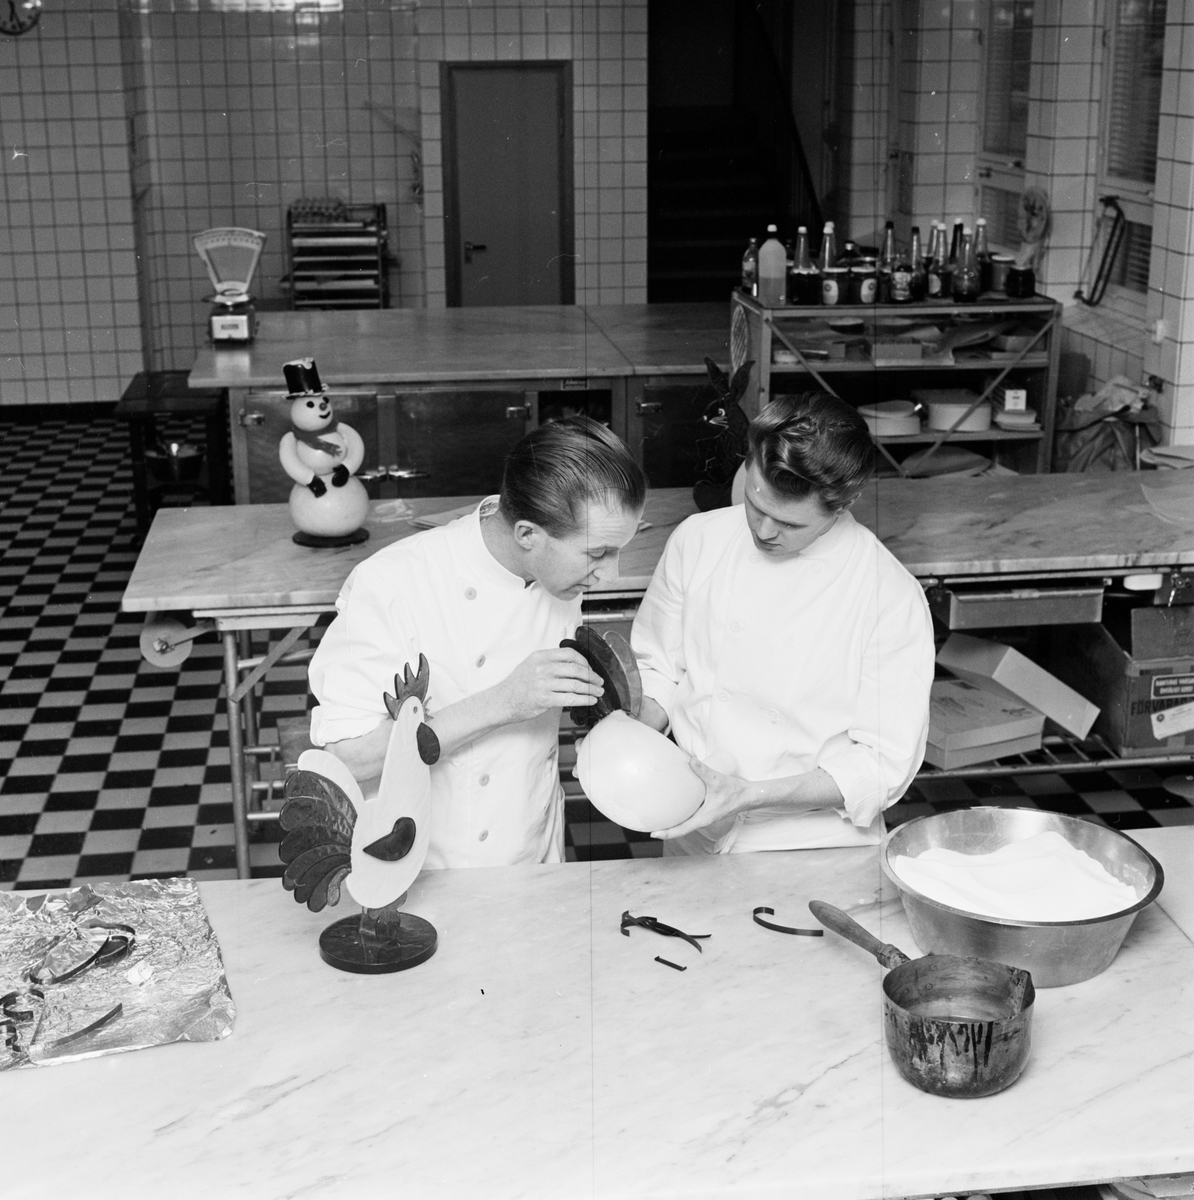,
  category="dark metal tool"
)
[752,906,824,937]
[560,626,642,728]
[621,910,710,953]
